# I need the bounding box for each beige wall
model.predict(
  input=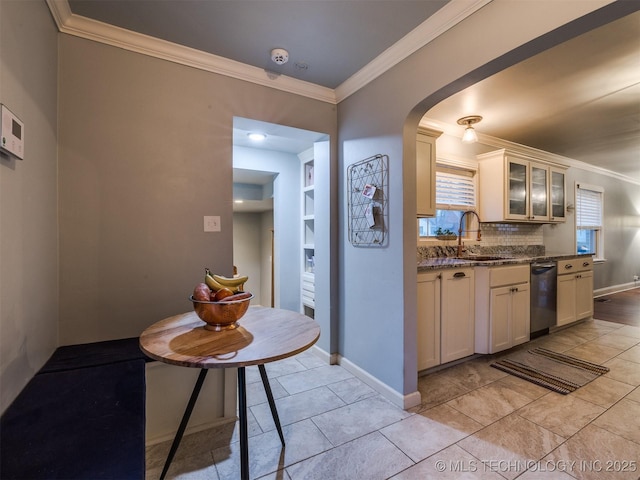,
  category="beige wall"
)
[232,212,265,306]
[0,0,59,412]
[57,35,337,345]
